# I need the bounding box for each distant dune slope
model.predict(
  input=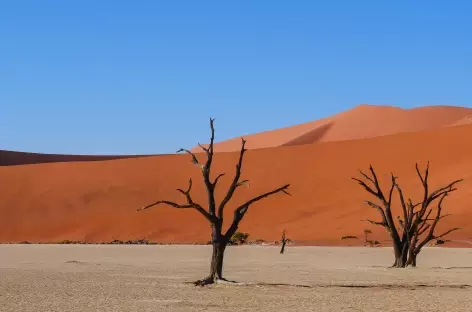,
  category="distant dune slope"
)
[1,122,472,245]
[192,104,472,152]
[0,150,154,166]
[4,104,470,167]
